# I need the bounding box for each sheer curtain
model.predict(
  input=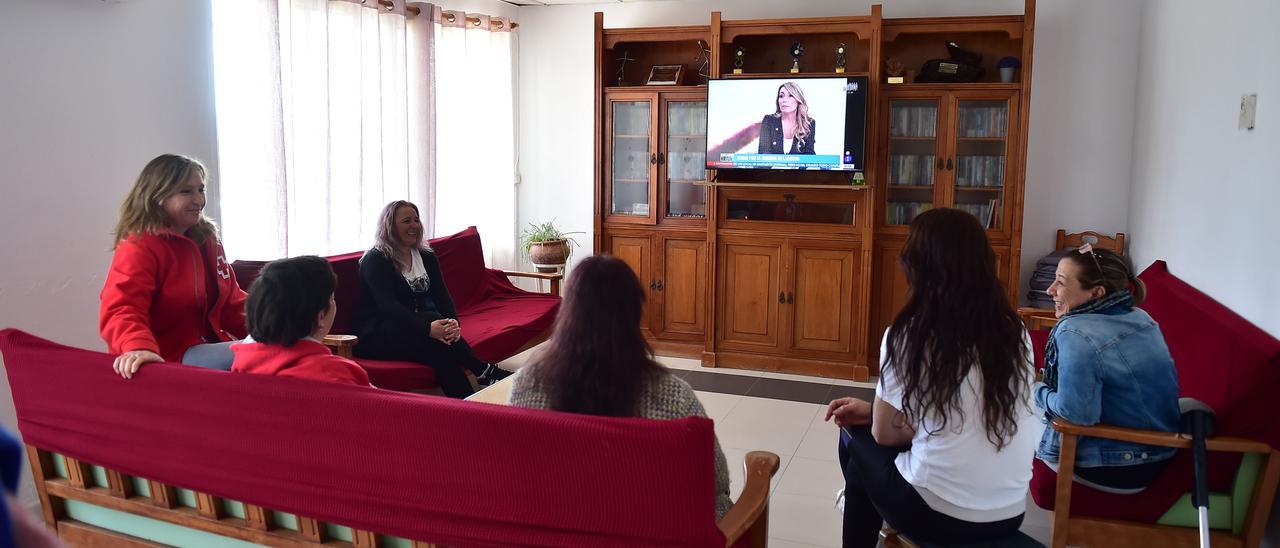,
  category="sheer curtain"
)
[213,0,518,267]
[432,10,518,269]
